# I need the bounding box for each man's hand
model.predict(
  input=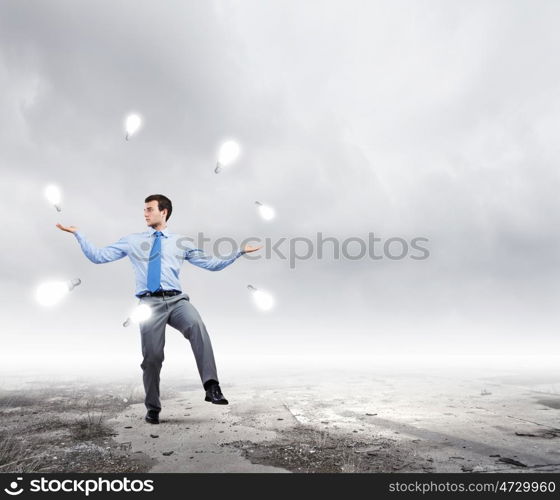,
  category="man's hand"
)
[56,223,78,233]
[242,244,263,254]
